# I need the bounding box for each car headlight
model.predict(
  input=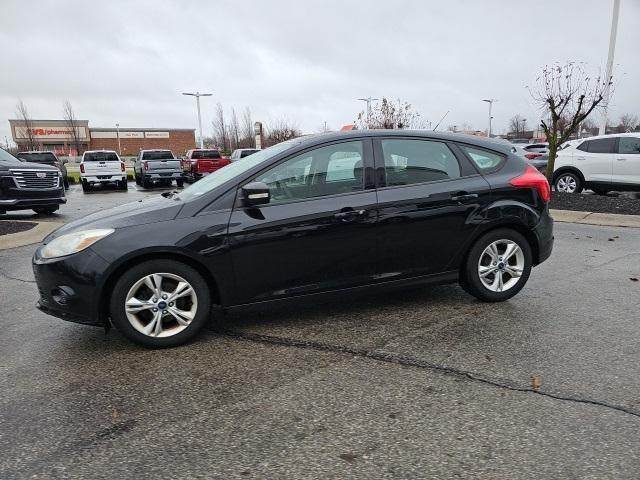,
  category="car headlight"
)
[40,229,114,259]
